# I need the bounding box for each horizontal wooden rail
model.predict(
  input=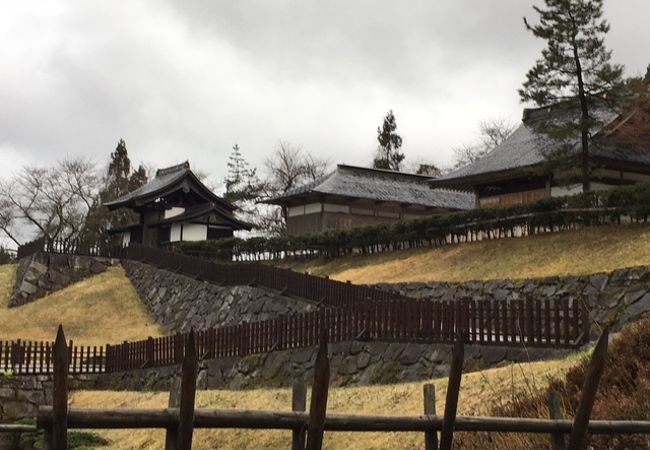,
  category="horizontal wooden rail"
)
[0,424,38,433]
[37,407,650,435]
